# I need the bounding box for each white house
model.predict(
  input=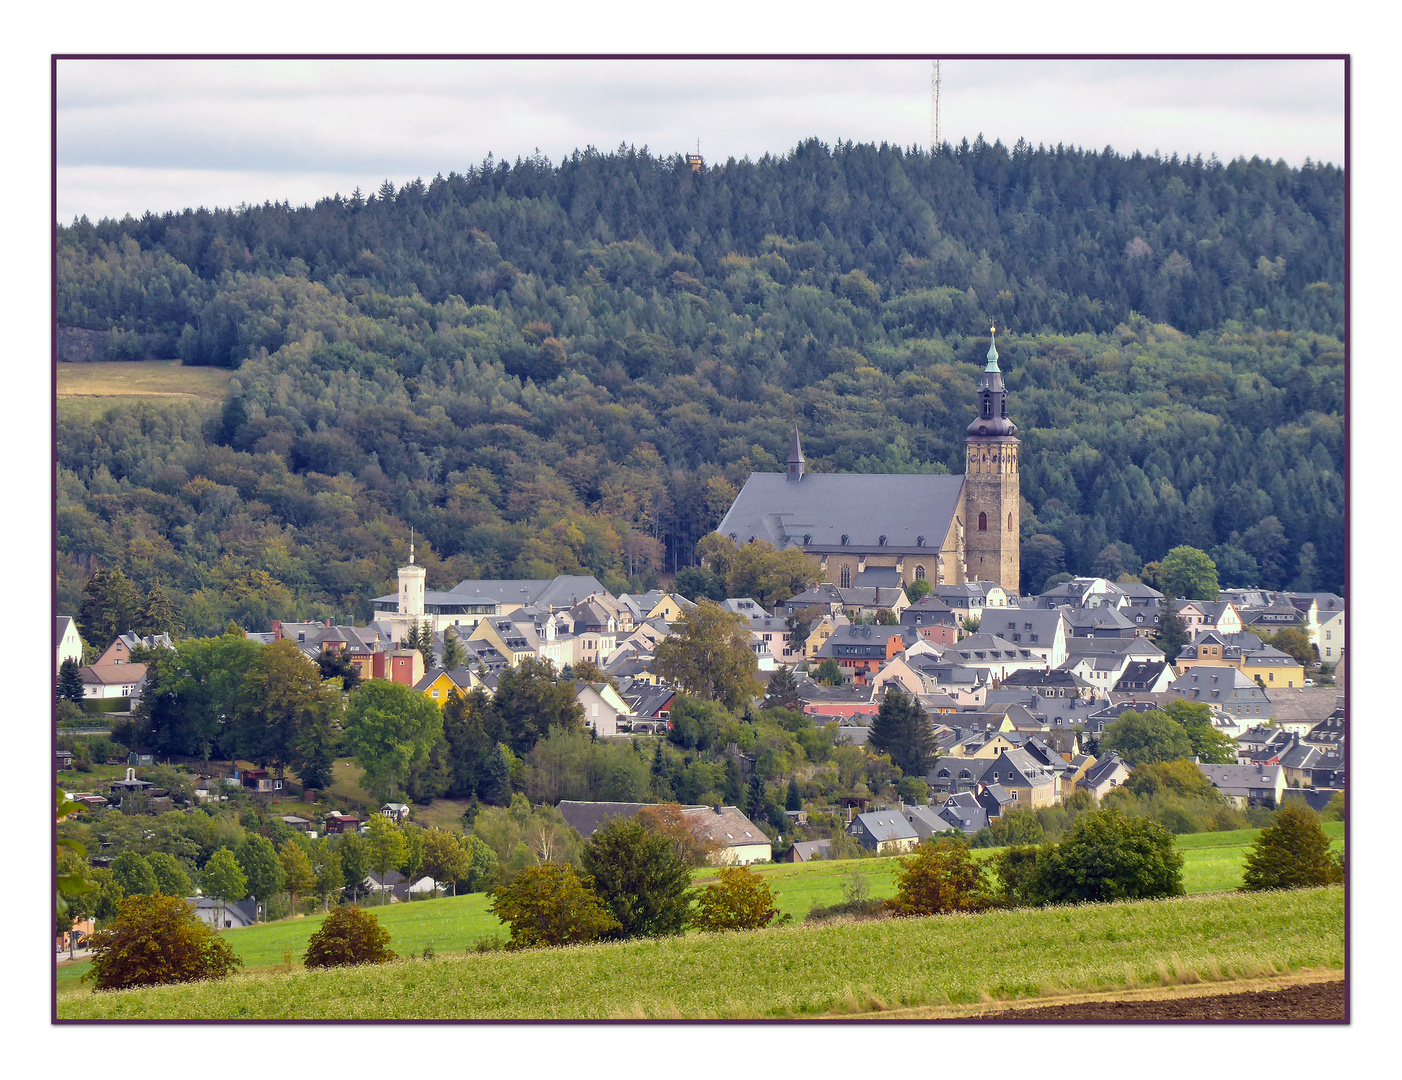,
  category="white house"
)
[55,616,84,673]
[575,681,630,737]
